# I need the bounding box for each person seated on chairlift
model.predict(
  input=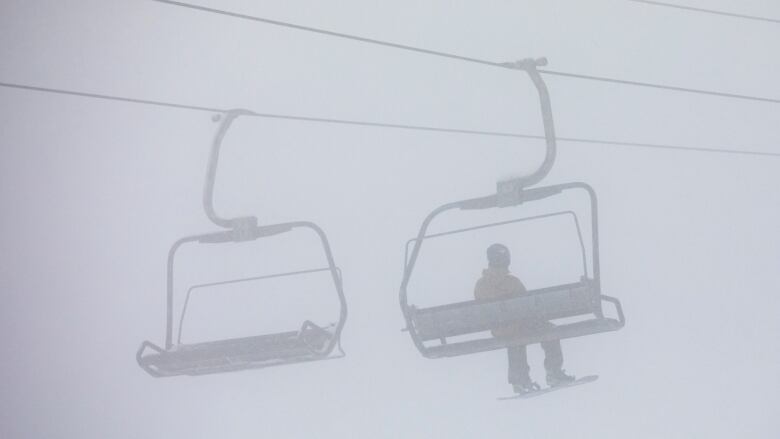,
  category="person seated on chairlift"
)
[474,243,576,393]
